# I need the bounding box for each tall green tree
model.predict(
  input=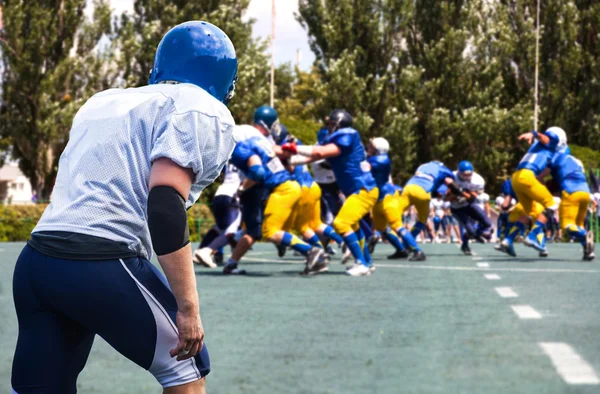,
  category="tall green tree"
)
[0,0,115,199]
[297,0,600,191]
